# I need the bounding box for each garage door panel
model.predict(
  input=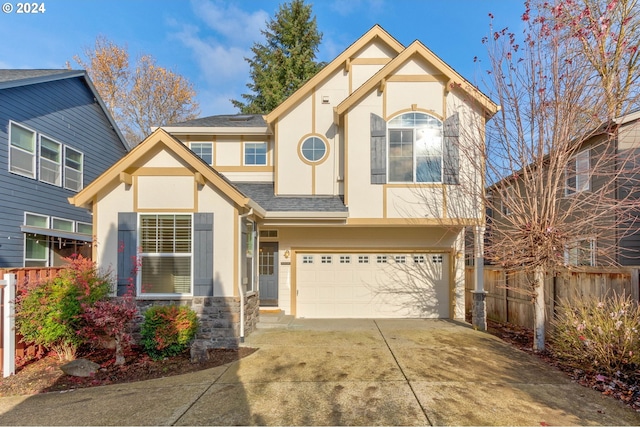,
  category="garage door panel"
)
[296,252,449,319]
